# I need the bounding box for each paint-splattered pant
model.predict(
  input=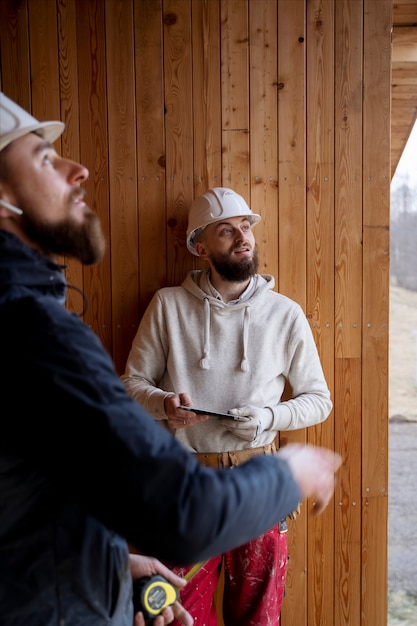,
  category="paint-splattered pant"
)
[171,523,288,626]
